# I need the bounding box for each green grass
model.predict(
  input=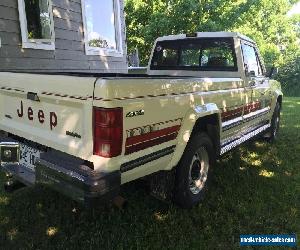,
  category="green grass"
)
[0,97,299,250]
